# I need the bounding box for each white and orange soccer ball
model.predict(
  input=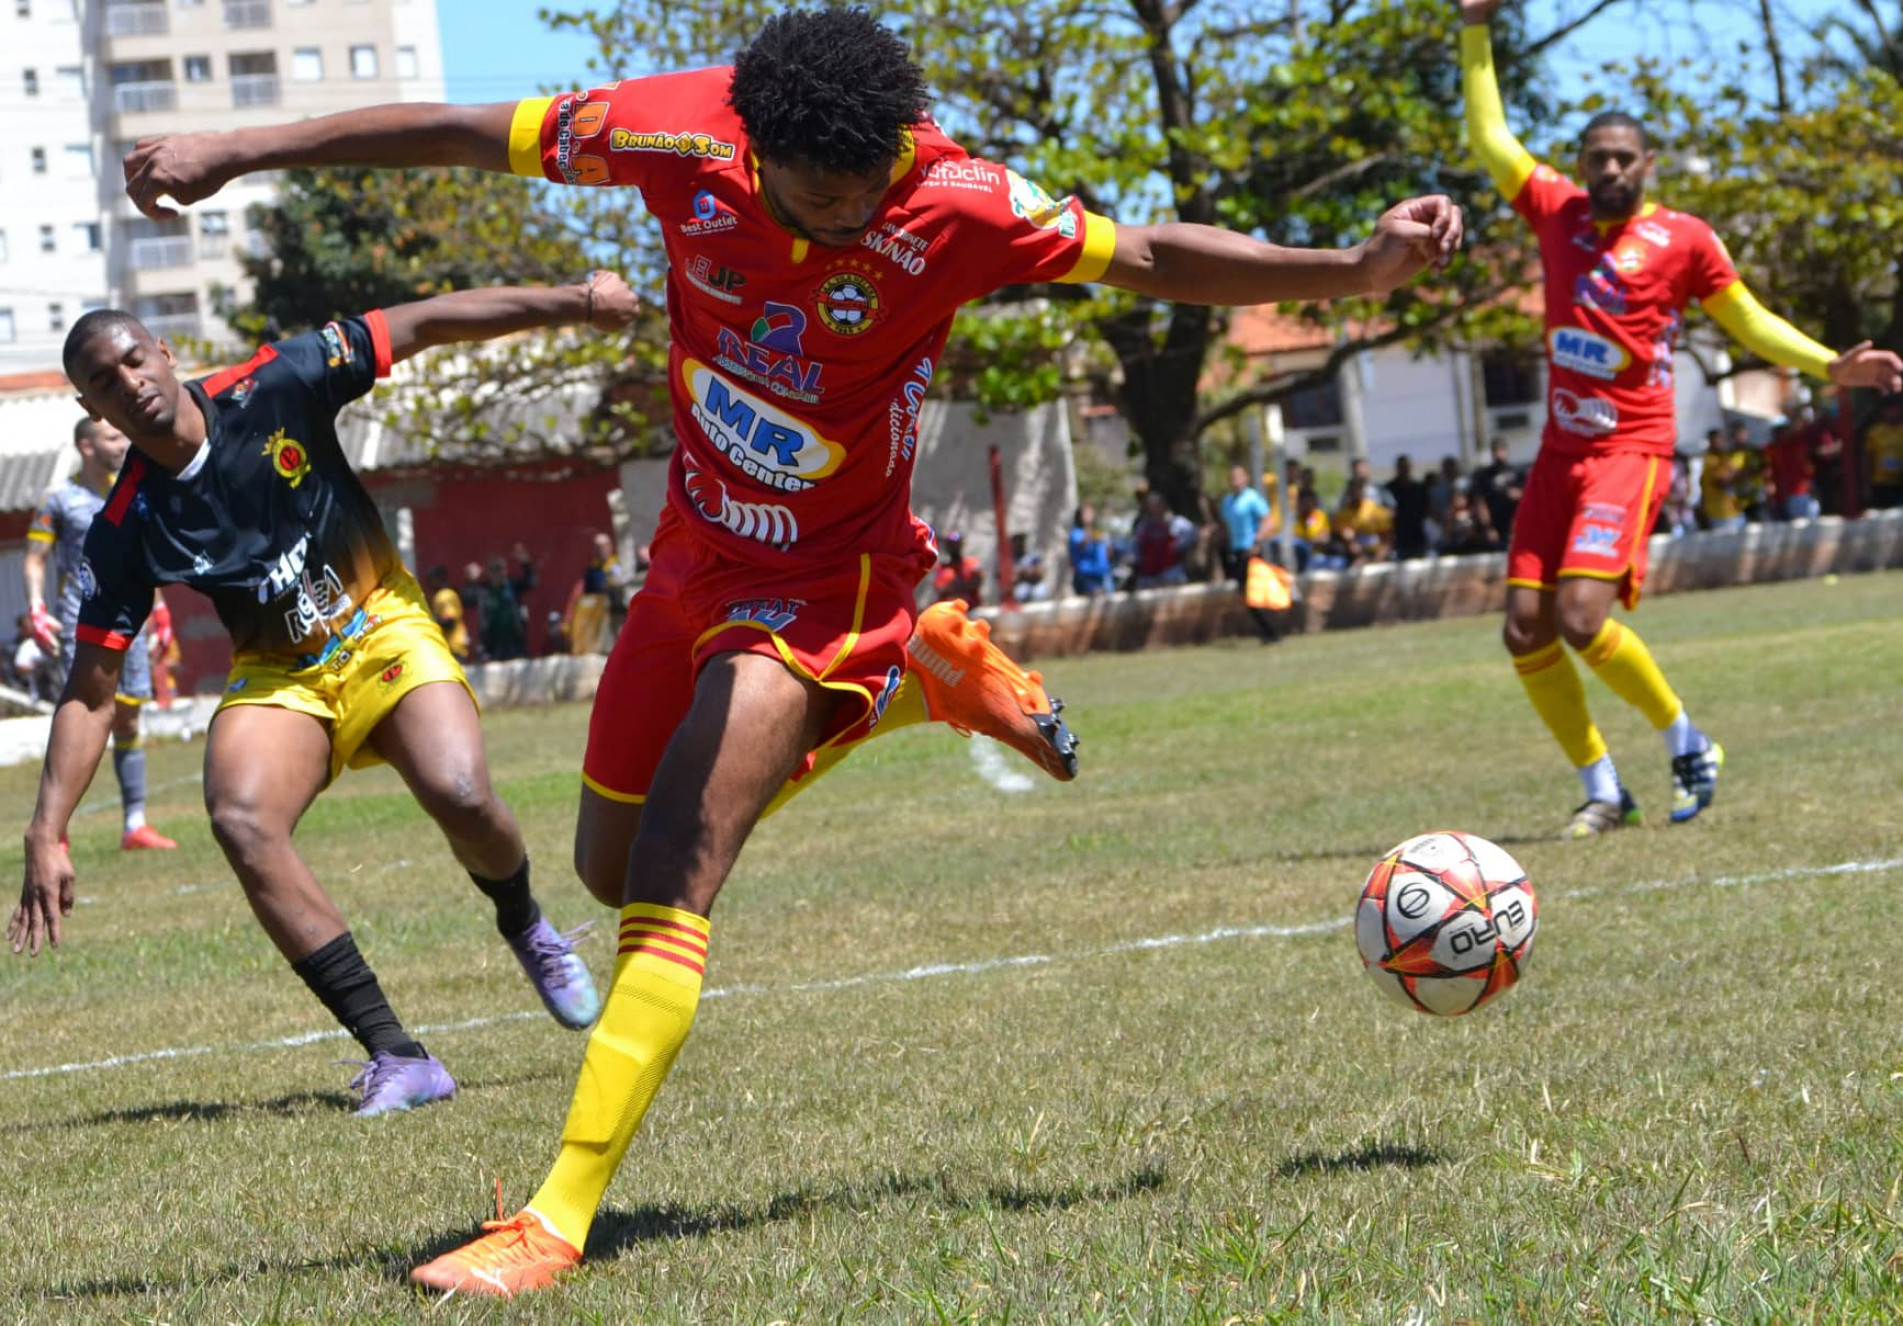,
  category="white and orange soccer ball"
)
[1355,831,1537,1016]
